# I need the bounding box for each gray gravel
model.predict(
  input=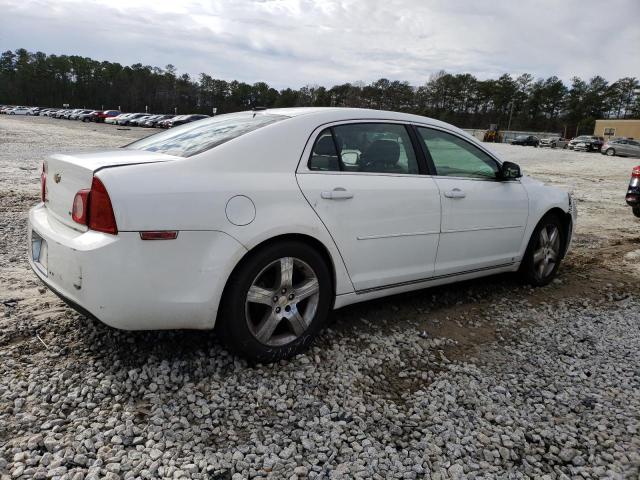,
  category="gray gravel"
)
[1,116,639,479]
